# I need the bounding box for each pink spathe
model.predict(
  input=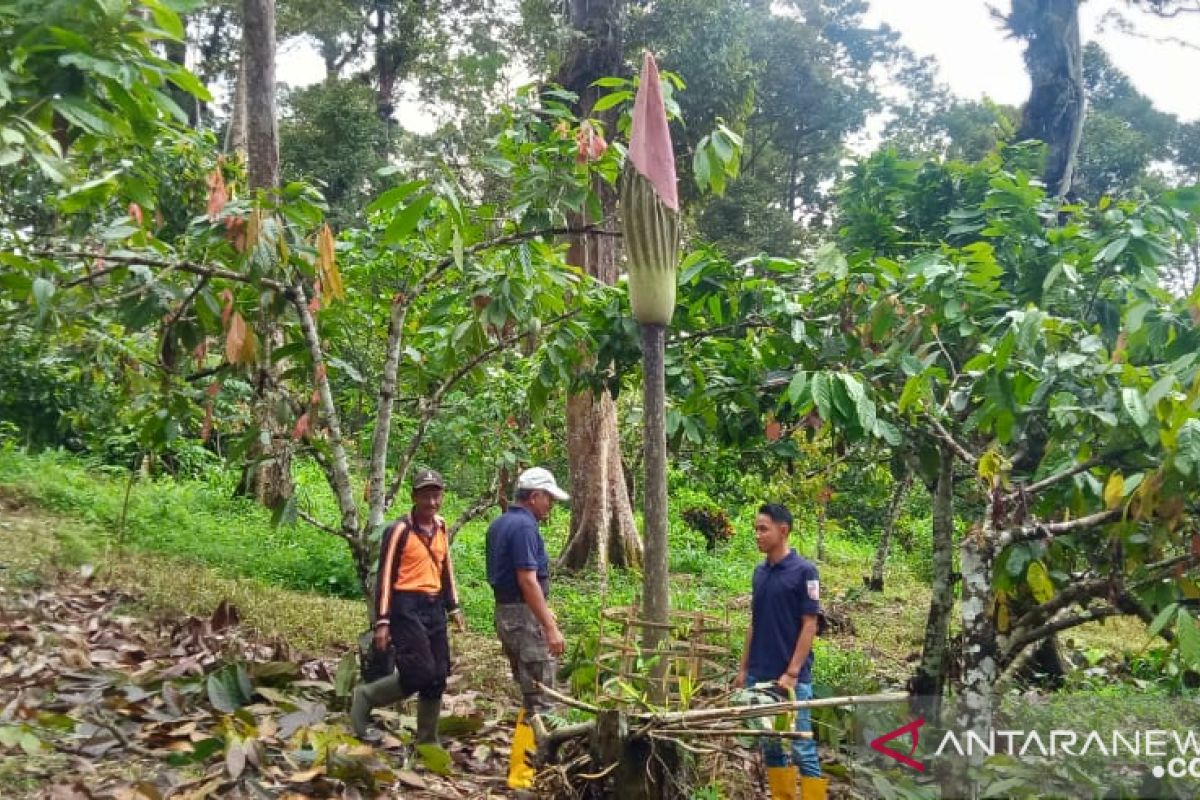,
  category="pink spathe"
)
[628,52,679,212]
